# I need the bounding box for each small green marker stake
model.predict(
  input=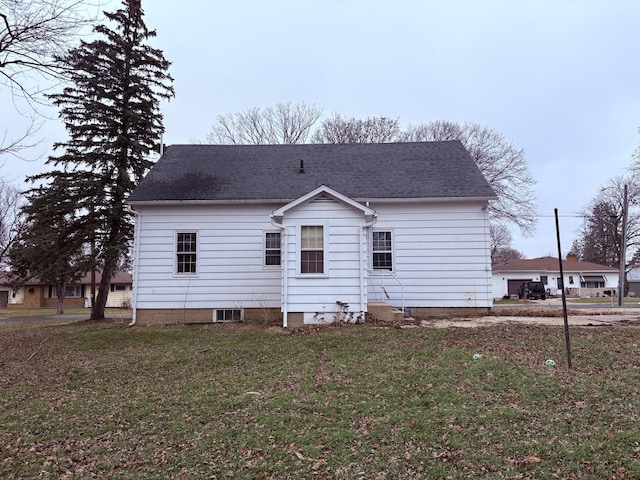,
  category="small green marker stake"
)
[545,359,556,367]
